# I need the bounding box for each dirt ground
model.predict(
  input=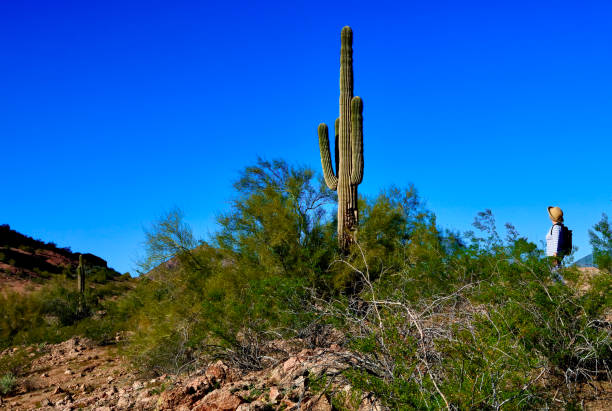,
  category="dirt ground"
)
[0,338,162,411]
